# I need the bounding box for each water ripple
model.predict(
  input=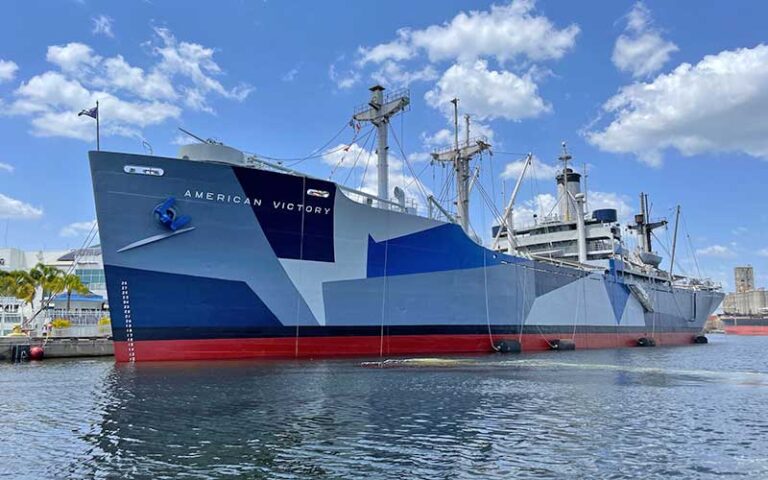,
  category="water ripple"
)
[1,335,768,479]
